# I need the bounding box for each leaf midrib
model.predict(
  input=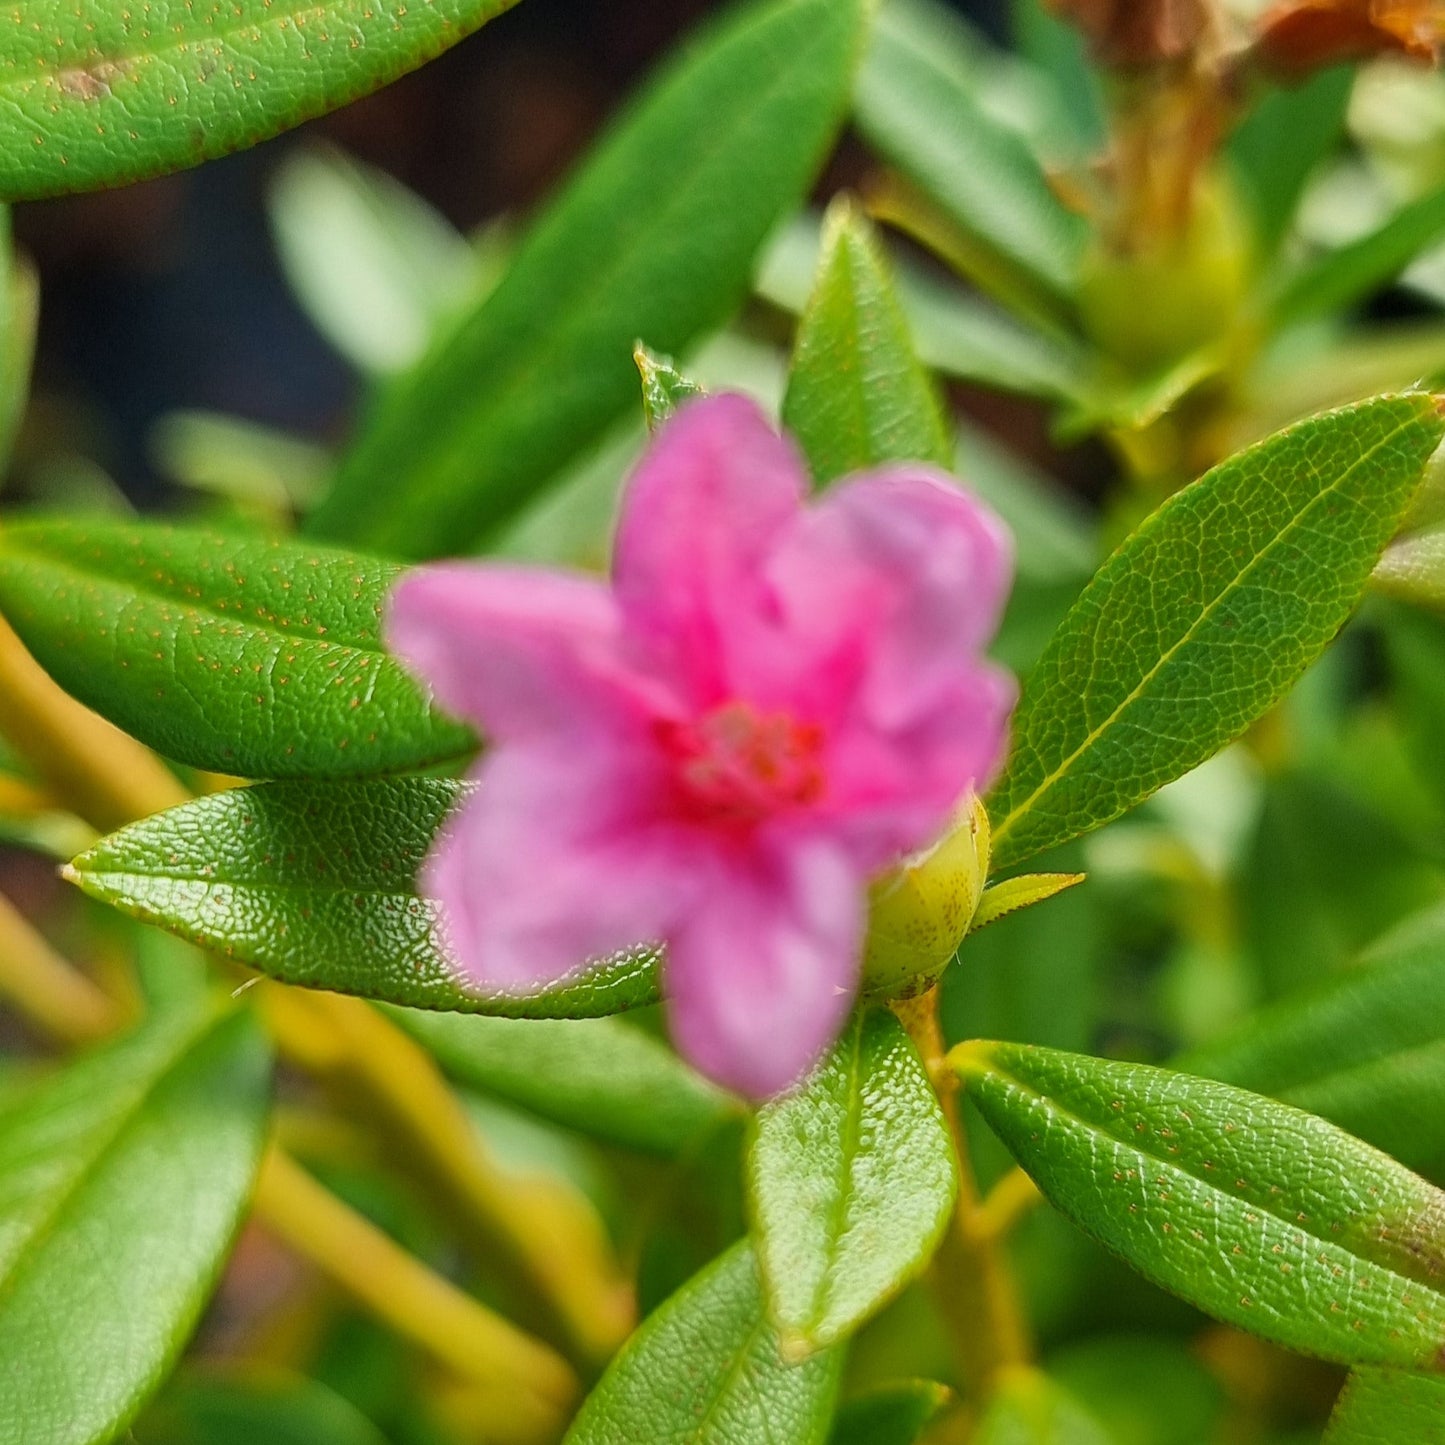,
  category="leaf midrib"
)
[991,408,1427,855]
[982,1055,1445,1307]
[1,537,396,660]
[0,1011,220,1311]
